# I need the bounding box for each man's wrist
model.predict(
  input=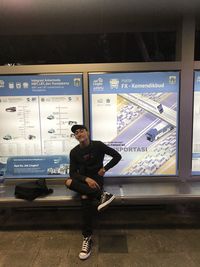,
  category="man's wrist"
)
[85,177,91,182]
[84,176,89,182]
